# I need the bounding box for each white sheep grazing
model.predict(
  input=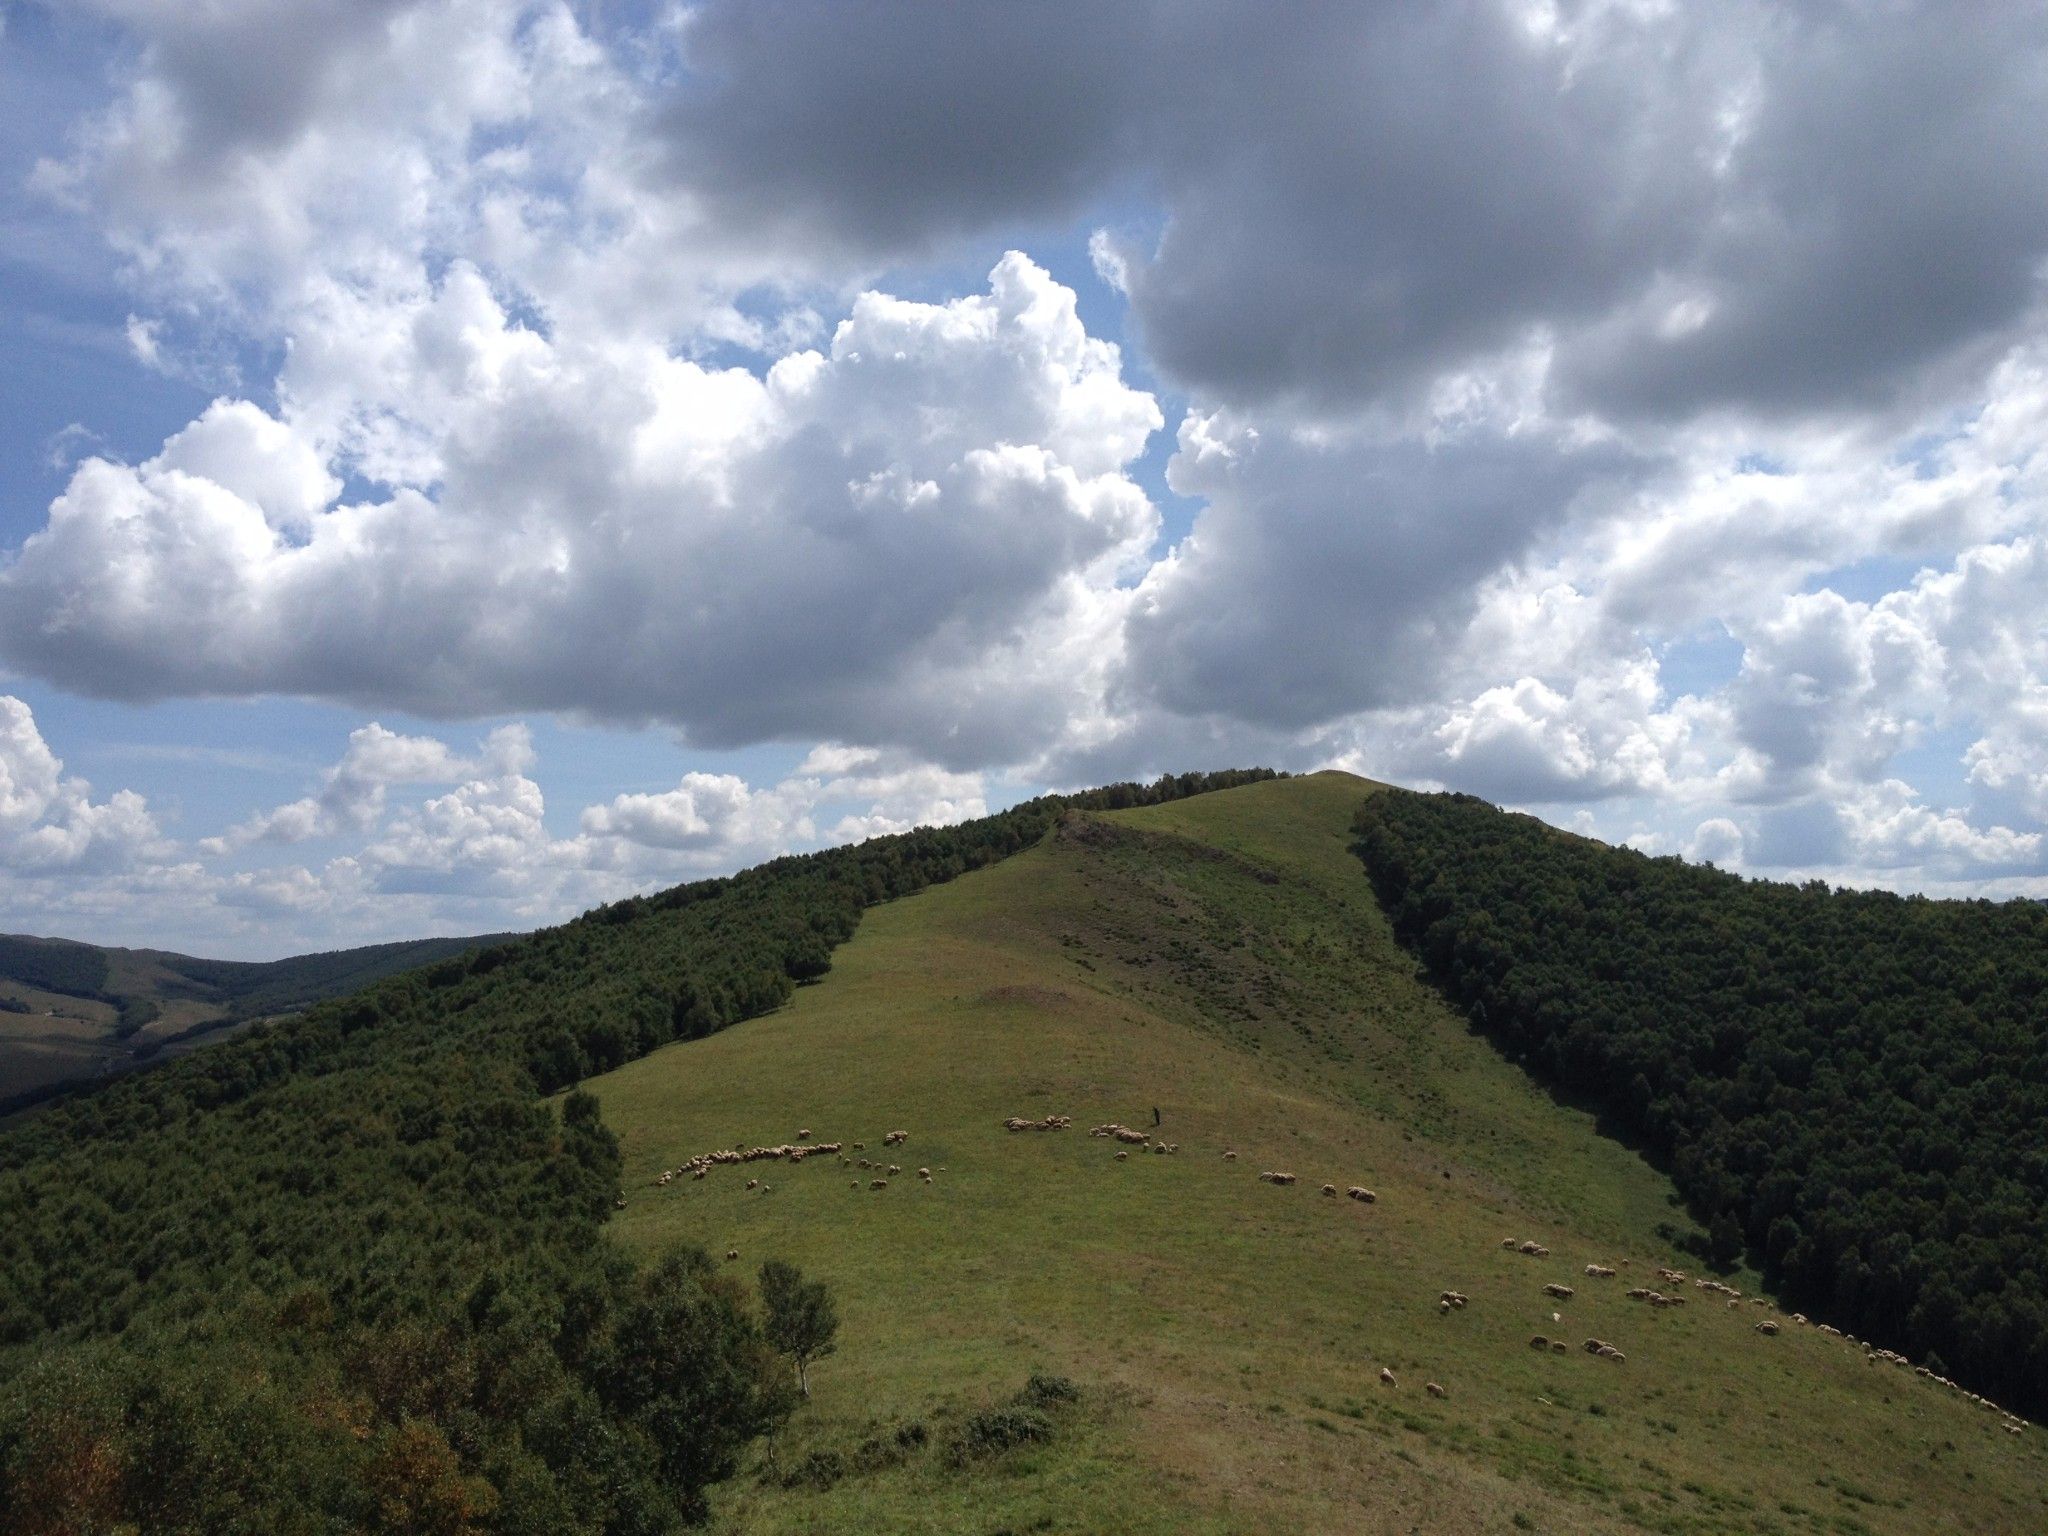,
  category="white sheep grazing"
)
[1222,1150,1238,1161]
[1322,1184,1338,1196]
[1379,1367,1397,1387]
[1115,1150,1129,1161]
[796,1129,811,1140]
[870,1178,888,1190]
[725,1249,738,1261]
[1426,1381,1447,1399]
[745,1178,759,1190]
